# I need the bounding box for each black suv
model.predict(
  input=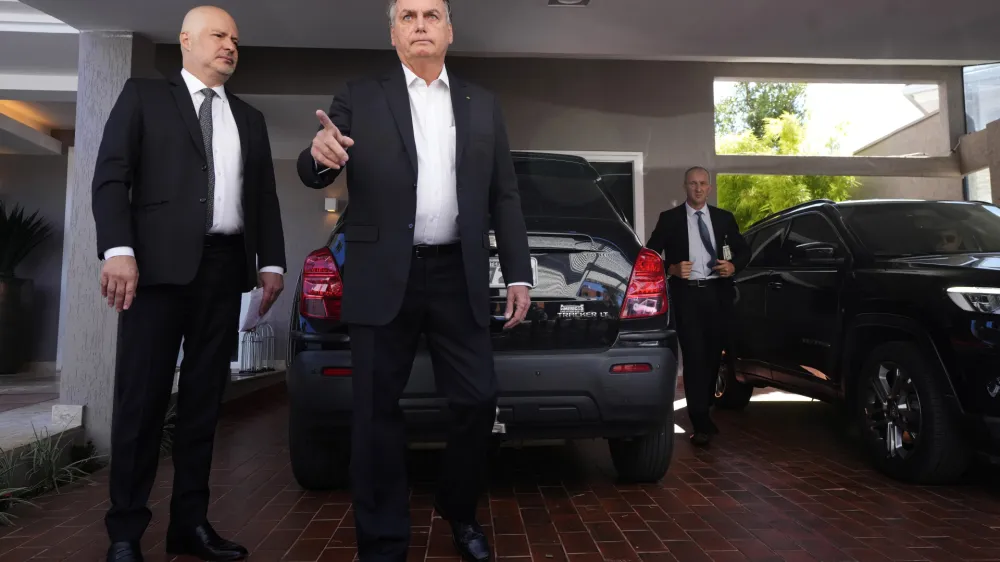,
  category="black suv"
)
[715,199,1000,484]
[285,152,678,489]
